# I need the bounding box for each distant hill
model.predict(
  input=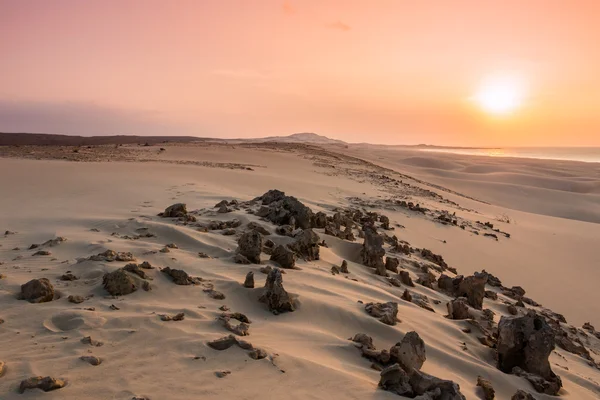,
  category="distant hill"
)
[0,132,347,146]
